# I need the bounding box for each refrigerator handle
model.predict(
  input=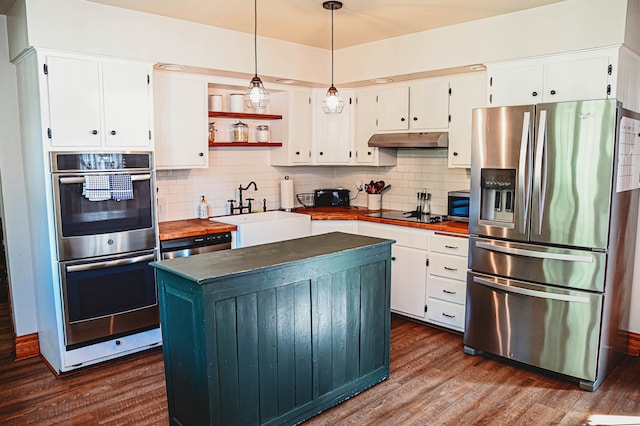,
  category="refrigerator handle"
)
[534,110,548,234]
[473,276,590,304]
[518,111,531,233]
[475,240,594,263]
